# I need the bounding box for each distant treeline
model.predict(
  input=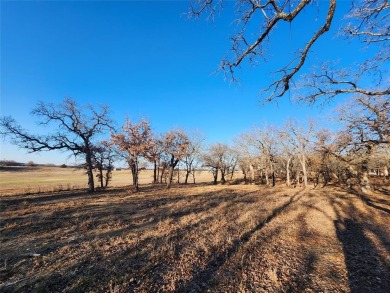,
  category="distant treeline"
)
[0,160,27,166]
[0,160,76,168]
